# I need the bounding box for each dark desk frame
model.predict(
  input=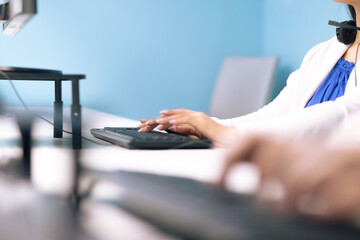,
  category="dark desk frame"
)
[0,72,86,149]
